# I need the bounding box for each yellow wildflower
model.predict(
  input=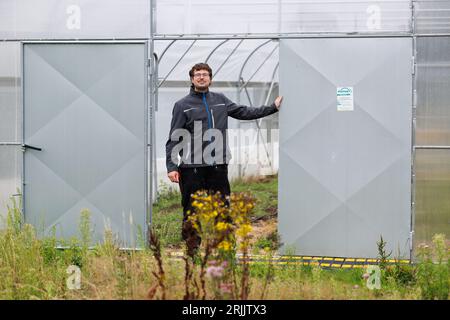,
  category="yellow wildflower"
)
[236,224,252,238]
[218,240,232,251]
[215,222,230,231]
